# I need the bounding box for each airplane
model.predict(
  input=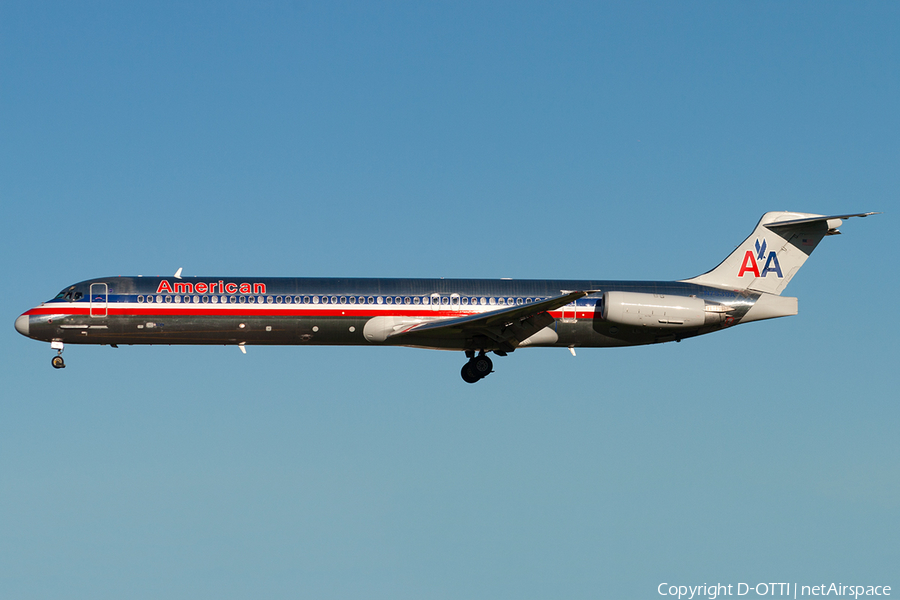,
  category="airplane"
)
[15,211,876,383]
